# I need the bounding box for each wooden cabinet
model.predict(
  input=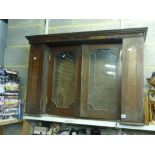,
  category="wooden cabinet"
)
[25,27,147,124]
